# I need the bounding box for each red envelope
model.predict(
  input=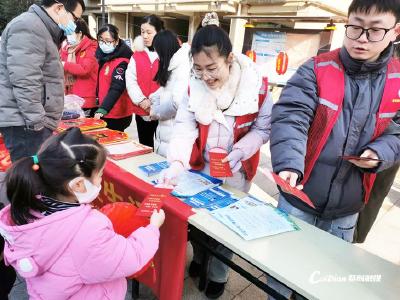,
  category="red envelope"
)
[136,192,167,217]
[265,170,315,209]
[209,148,233,178]
[340,155,385,162]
